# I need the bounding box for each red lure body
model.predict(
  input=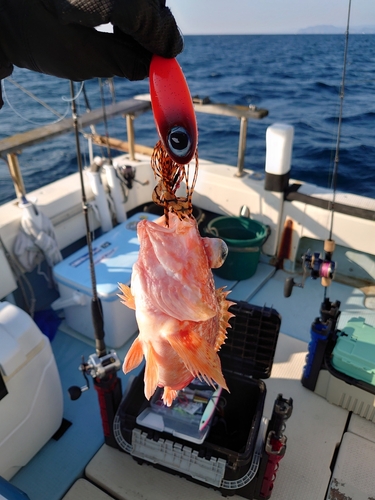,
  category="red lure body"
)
[149,55,197,165]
